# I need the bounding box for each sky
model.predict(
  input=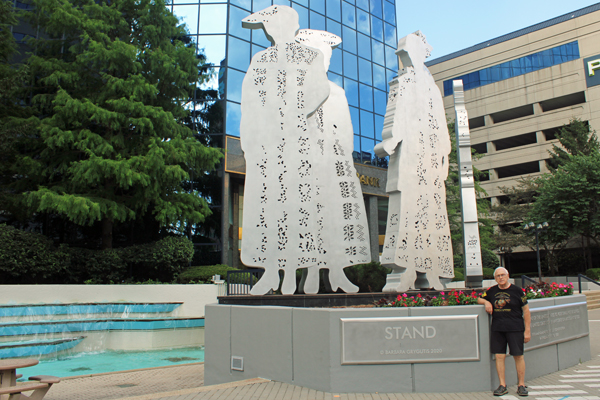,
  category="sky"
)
[396,0,600,62]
